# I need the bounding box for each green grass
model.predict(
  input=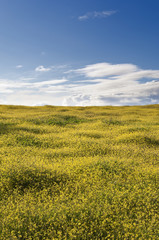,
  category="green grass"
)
[0,105,158,239]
